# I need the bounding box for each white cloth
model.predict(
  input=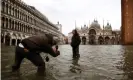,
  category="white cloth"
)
[18,43,24,48]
